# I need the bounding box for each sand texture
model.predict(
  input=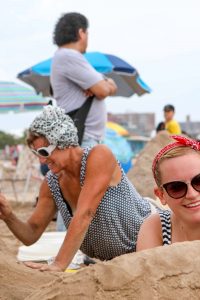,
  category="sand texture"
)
[128,131,174,199]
